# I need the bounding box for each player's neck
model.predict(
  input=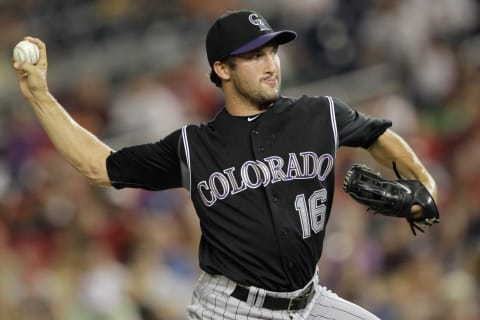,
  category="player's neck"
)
[223,92,272,116]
